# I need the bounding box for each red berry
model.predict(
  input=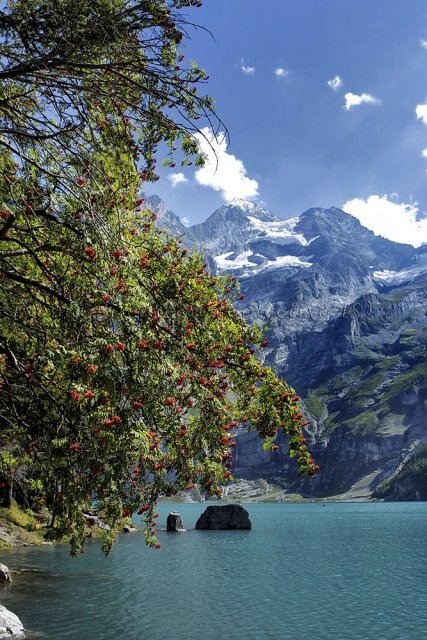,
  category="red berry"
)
[85,247,96,260]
